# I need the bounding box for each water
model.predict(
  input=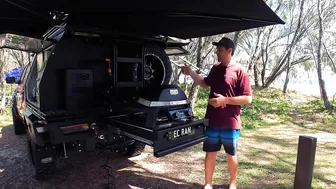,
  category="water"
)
[272,74,335,97]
